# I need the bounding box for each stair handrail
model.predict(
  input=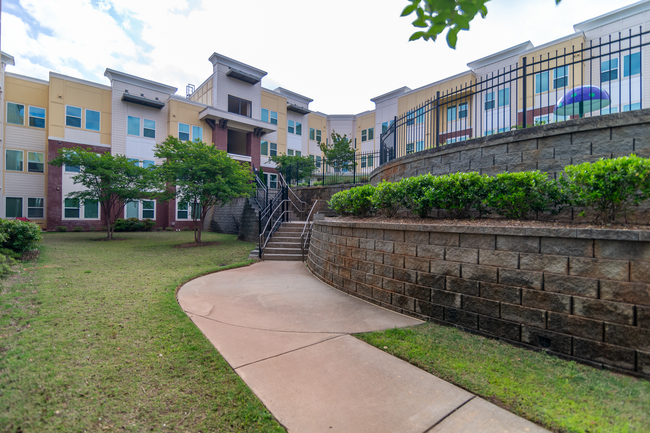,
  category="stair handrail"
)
[278,172,307,219]
[260,205,290,259]
[300,199,327,262]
